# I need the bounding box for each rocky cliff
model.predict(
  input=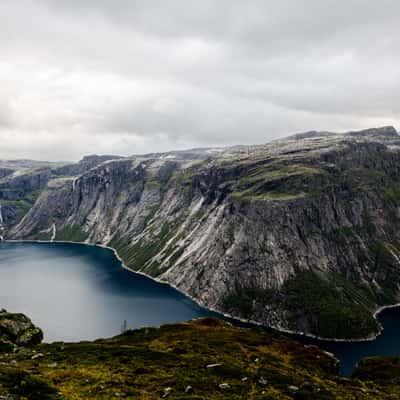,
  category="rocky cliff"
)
[7,126,400,339]
[0,155,122,234]
[0,309,43,347]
